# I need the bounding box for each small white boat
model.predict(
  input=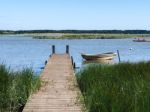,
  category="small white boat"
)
[81,52,116,61]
